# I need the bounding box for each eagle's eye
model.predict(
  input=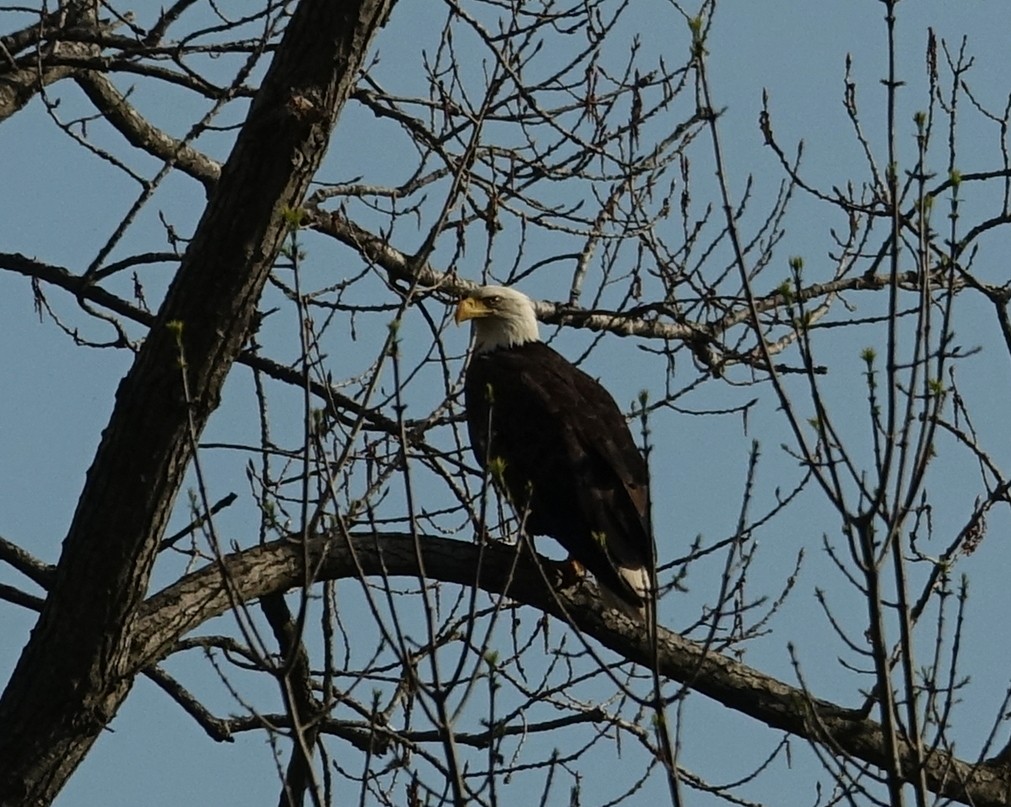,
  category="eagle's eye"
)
[485,295,501,306]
